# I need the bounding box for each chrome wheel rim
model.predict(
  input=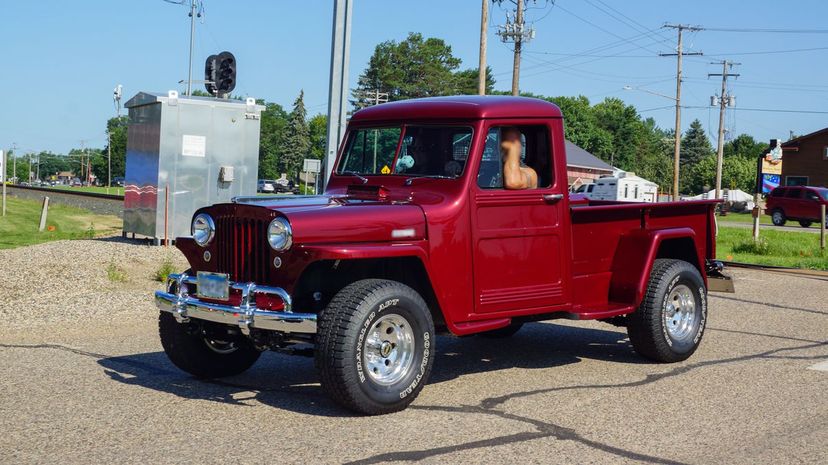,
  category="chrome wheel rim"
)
[203,338,238,354]
[363,314,415,386]
[664,284,697,342]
